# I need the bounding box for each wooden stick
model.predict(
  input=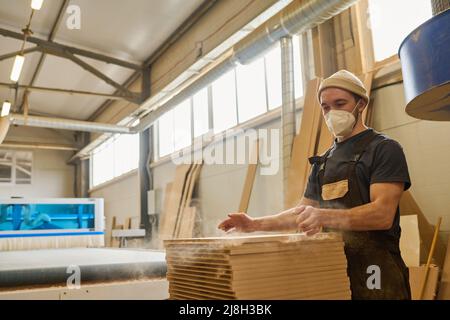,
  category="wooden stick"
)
[238,140,259,213]
[419,216,442,300]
